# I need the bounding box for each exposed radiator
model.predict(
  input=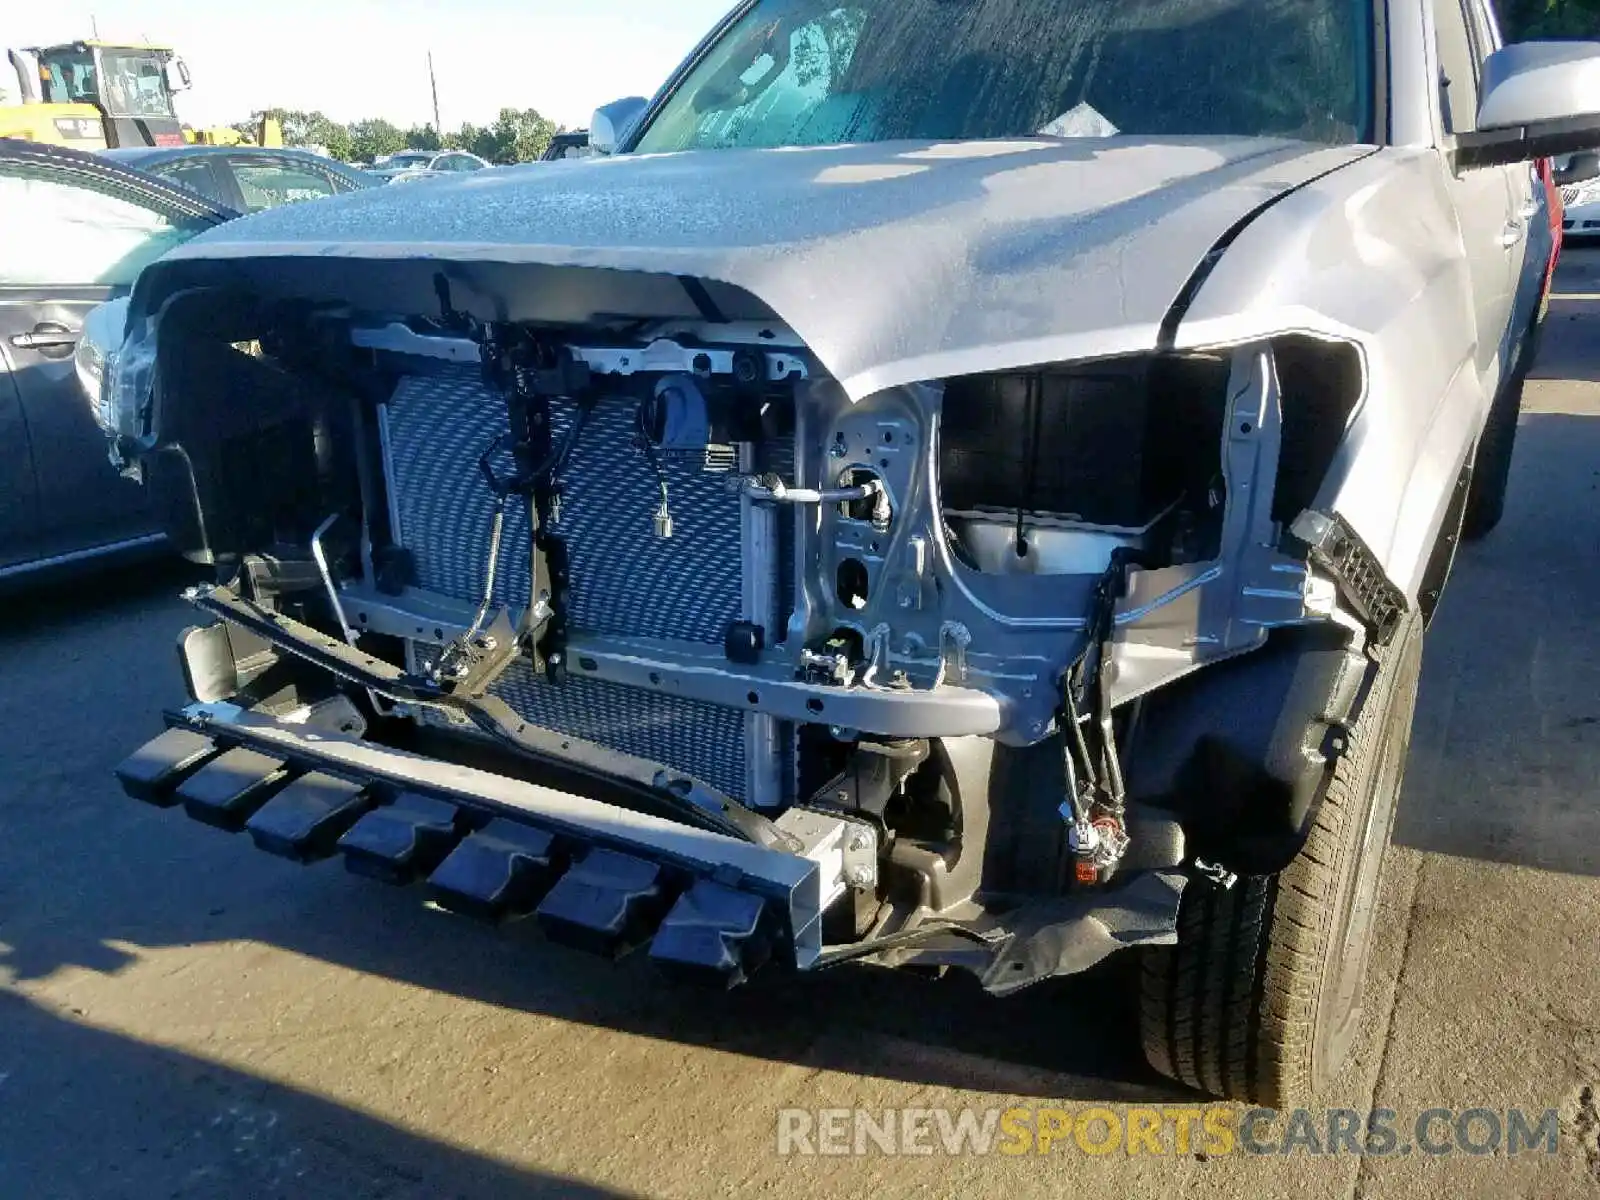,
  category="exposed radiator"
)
[382,368,534,610]
[381,366,789,805]
[492,663,749,799]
